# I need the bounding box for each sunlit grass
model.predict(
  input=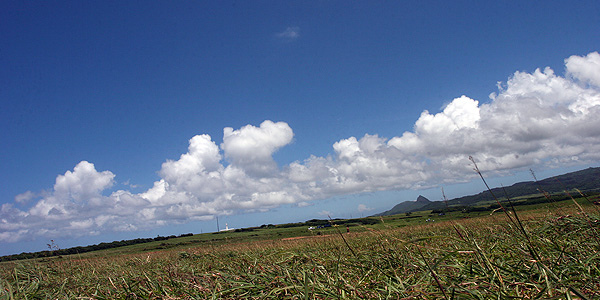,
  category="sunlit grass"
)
[1,199,598,299]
